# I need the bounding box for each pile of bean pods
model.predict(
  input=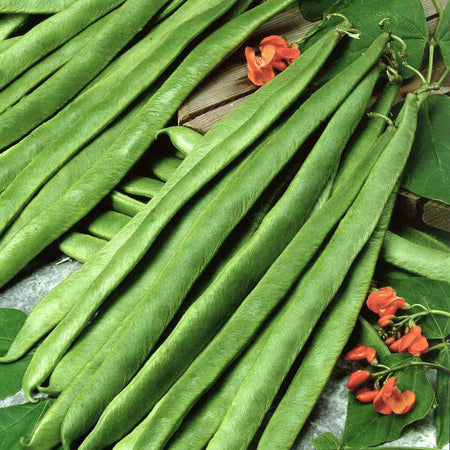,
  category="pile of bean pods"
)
[0,0,431,448]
